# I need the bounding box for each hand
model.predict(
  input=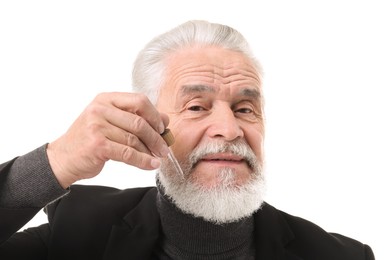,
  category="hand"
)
[46,92,169,188]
